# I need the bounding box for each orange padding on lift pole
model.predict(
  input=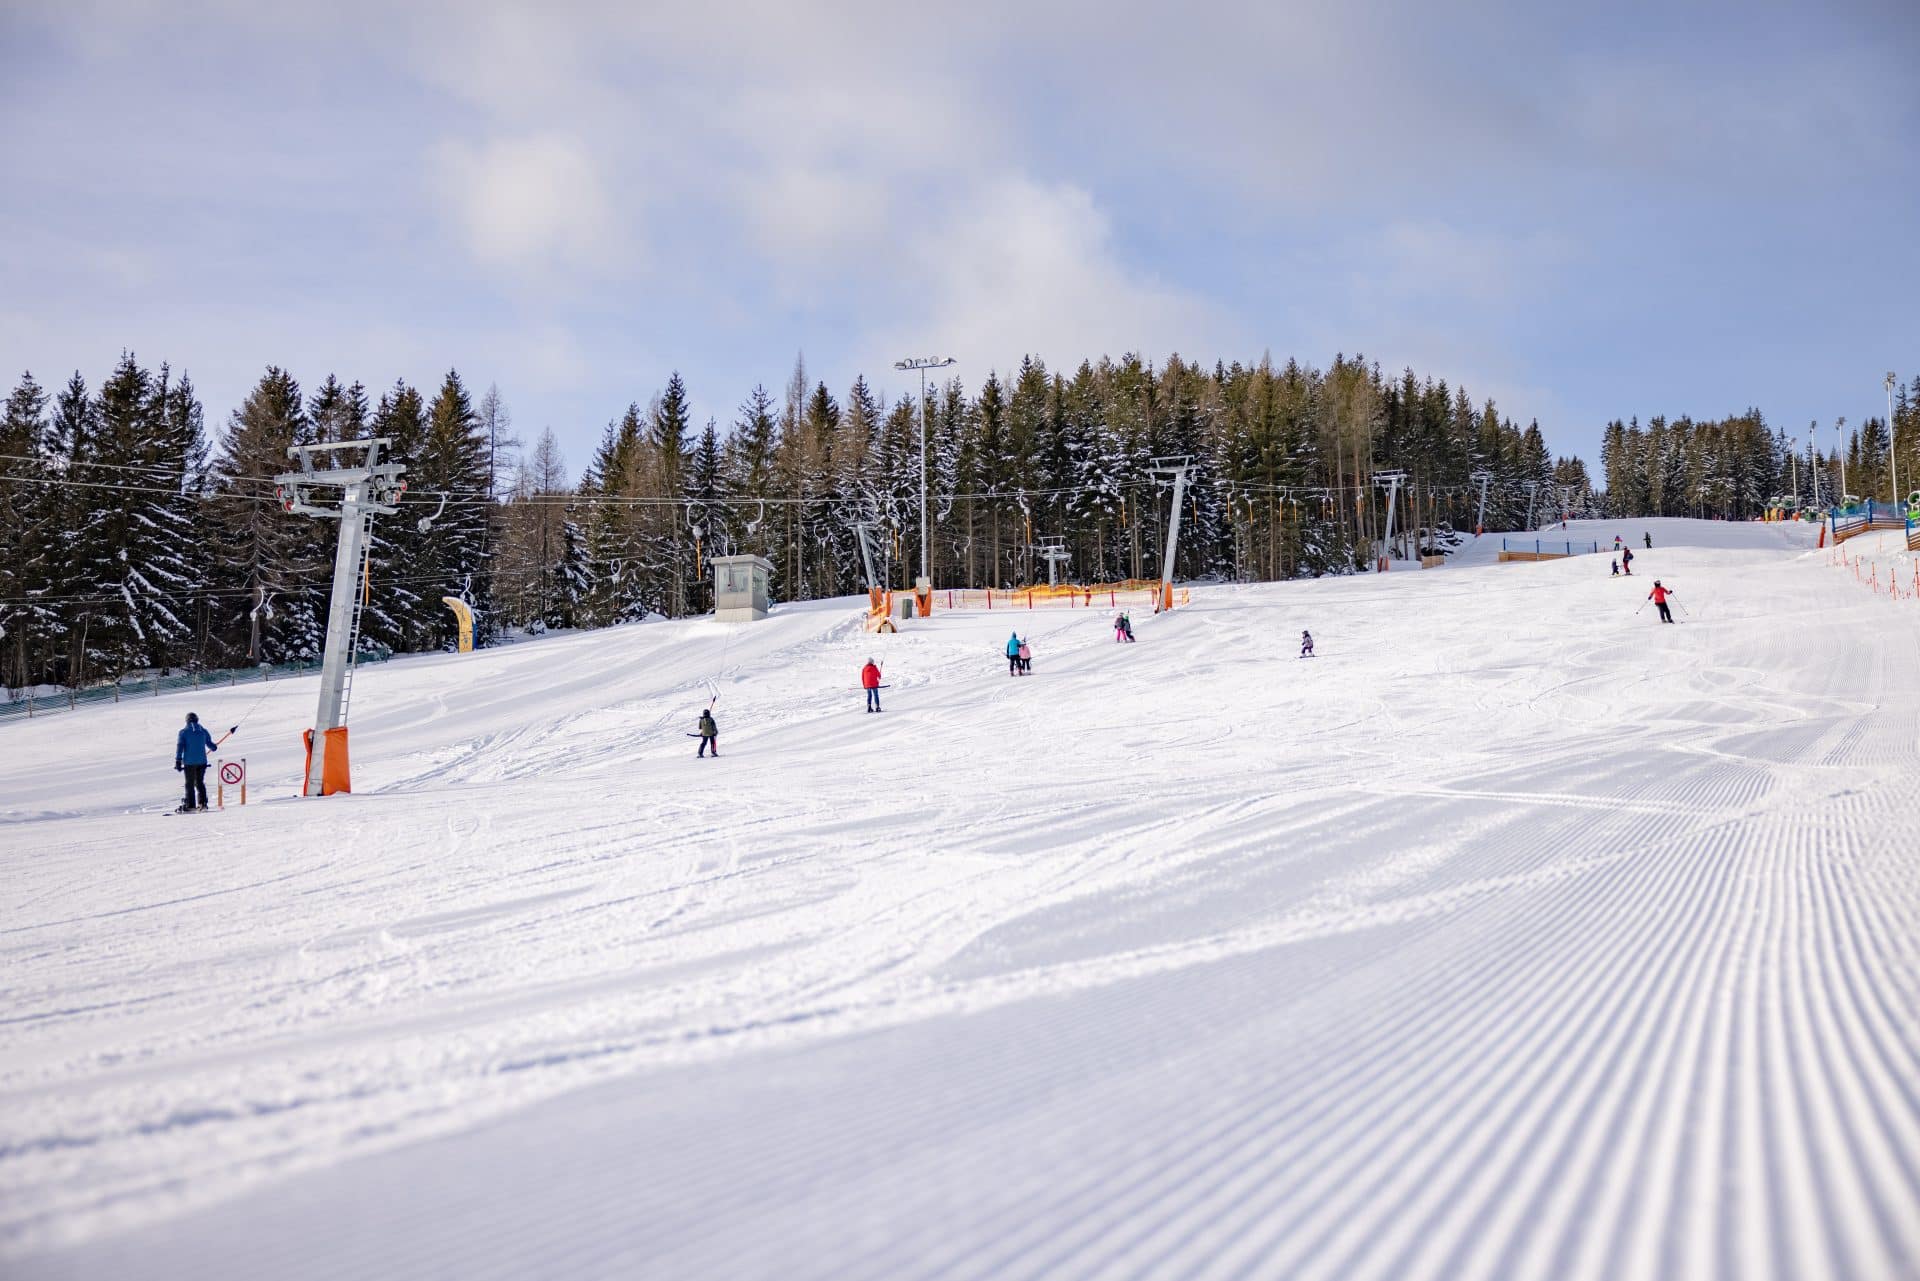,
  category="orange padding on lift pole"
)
[300,726,354,796]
